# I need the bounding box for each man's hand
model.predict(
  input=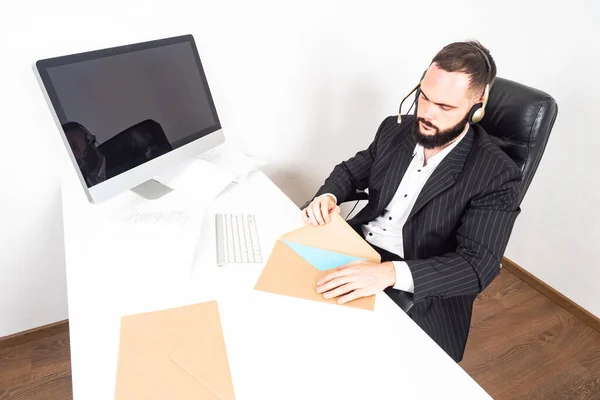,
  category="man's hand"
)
[302,195,340,226]
[316,261,396,304]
